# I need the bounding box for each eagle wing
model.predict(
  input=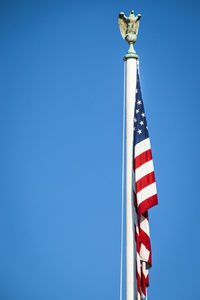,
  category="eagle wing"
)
[135,14,141,36]
[118,13,127,40]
